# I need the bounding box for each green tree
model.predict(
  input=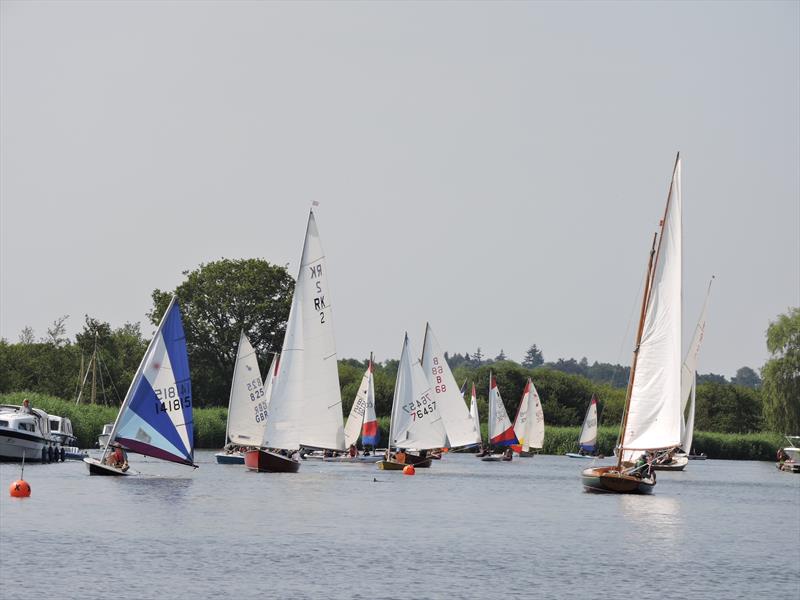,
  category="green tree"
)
[522,344,544,368]
[731,366,761,389]
[761,307,800,433]
[150,258,294,406]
